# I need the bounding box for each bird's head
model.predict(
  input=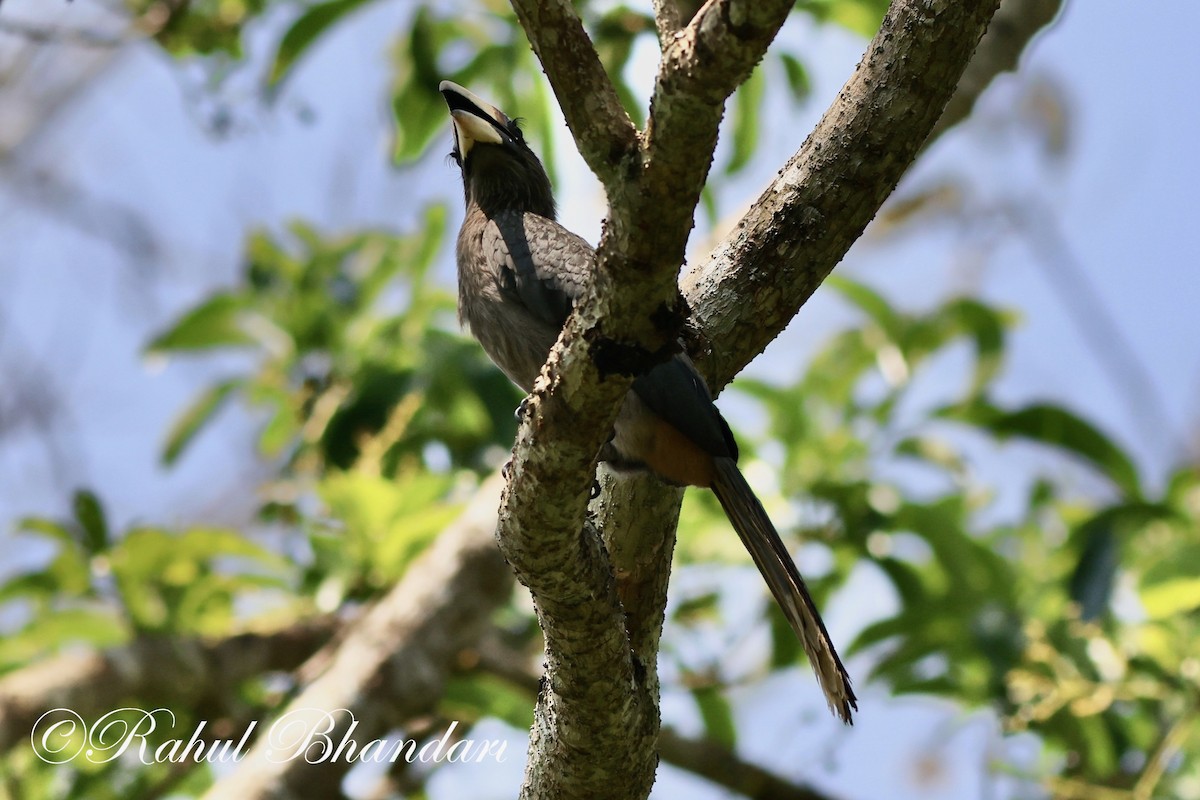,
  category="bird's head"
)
[439,80,555,220]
